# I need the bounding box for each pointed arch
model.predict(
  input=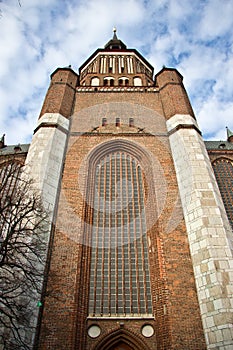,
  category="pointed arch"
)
[212,157,233,228]
[94,328,151,350]
[85,139,155,316]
